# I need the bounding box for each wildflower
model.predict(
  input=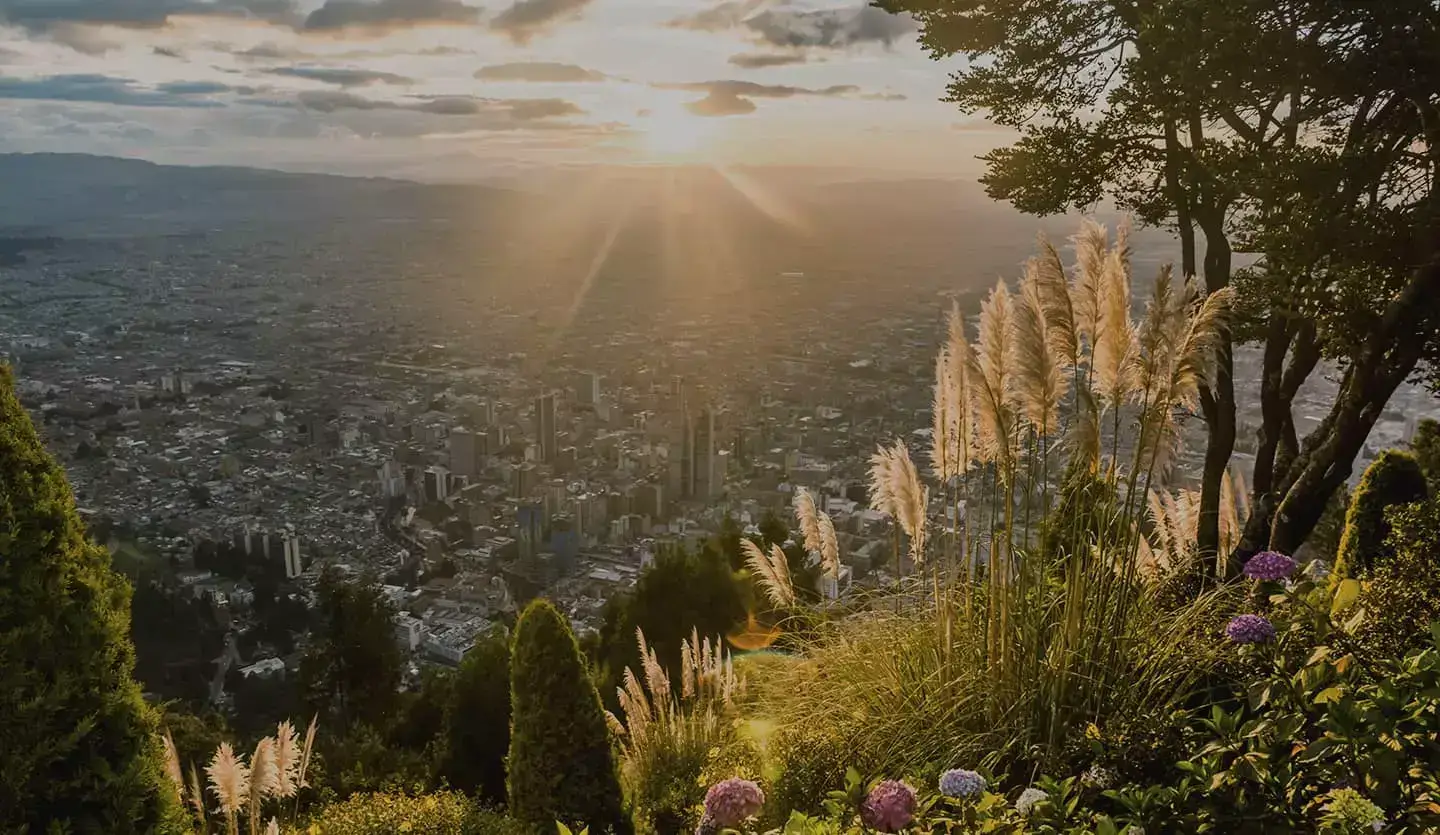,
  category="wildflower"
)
[1015,787,1049,817]
[861,780,919,833]
[1243,550,1298,581]
[1321,787,1384,832]
[1225,614,1277,644]
[703,778,765,828]
[1081,765,1116,790]
[939,768,986,798]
